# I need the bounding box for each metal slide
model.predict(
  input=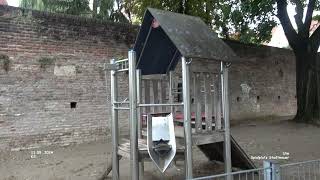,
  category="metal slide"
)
[147,113,177,173]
